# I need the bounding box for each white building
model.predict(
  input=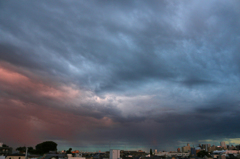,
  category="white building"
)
[110,150,120,159]
[213,150,240,154]
[67,154,85,159]
[155,151,190,157]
